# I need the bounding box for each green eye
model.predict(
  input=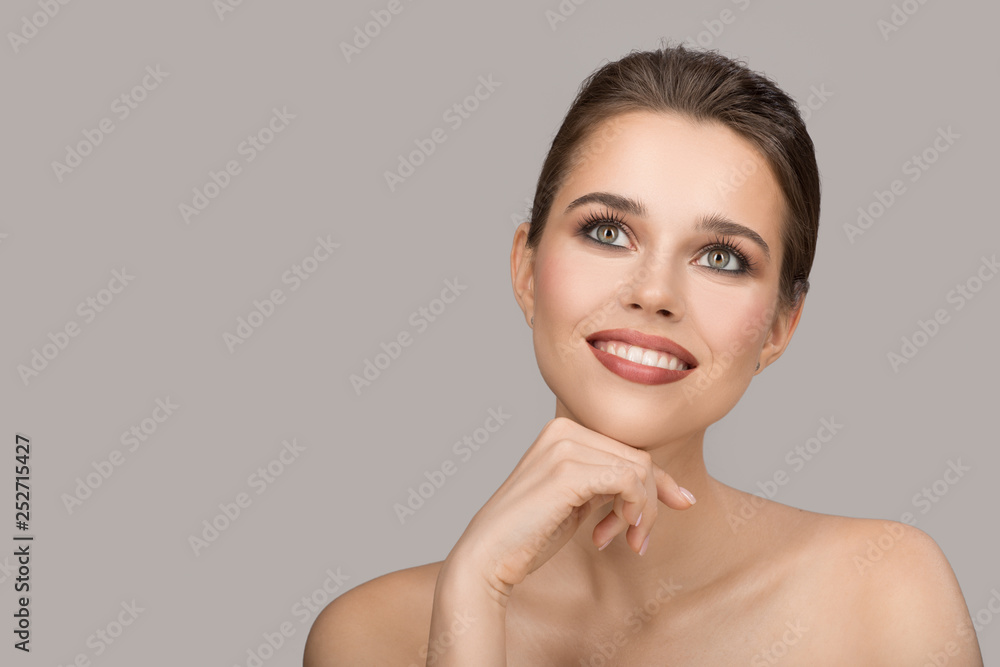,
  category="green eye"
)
[696,237,752,275]
[589,223,628,247]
